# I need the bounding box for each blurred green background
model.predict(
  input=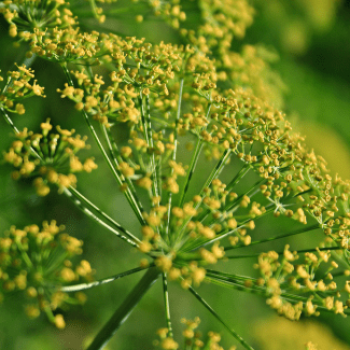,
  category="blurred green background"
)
[1,1,350,349]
